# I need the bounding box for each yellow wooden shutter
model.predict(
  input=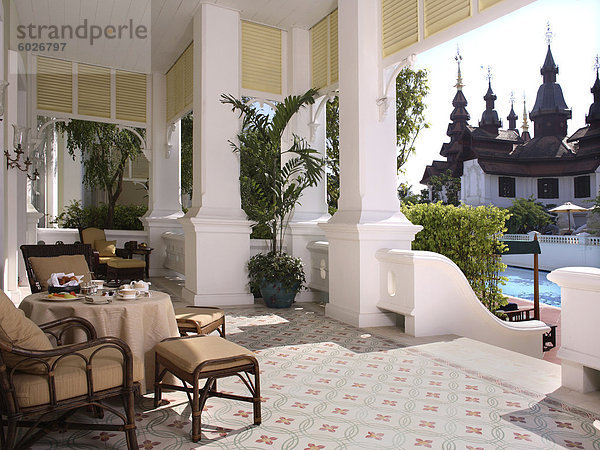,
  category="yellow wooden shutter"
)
[311,17,329,90]
[424,0,471,38]
[166,43,193,123]
[479,0,503,11]
[116,70,147,123]
[382,0,419,57]
[329,10,339,84]
[36,56,73,113]
[77,63,111,118]
[241,21,282,95]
